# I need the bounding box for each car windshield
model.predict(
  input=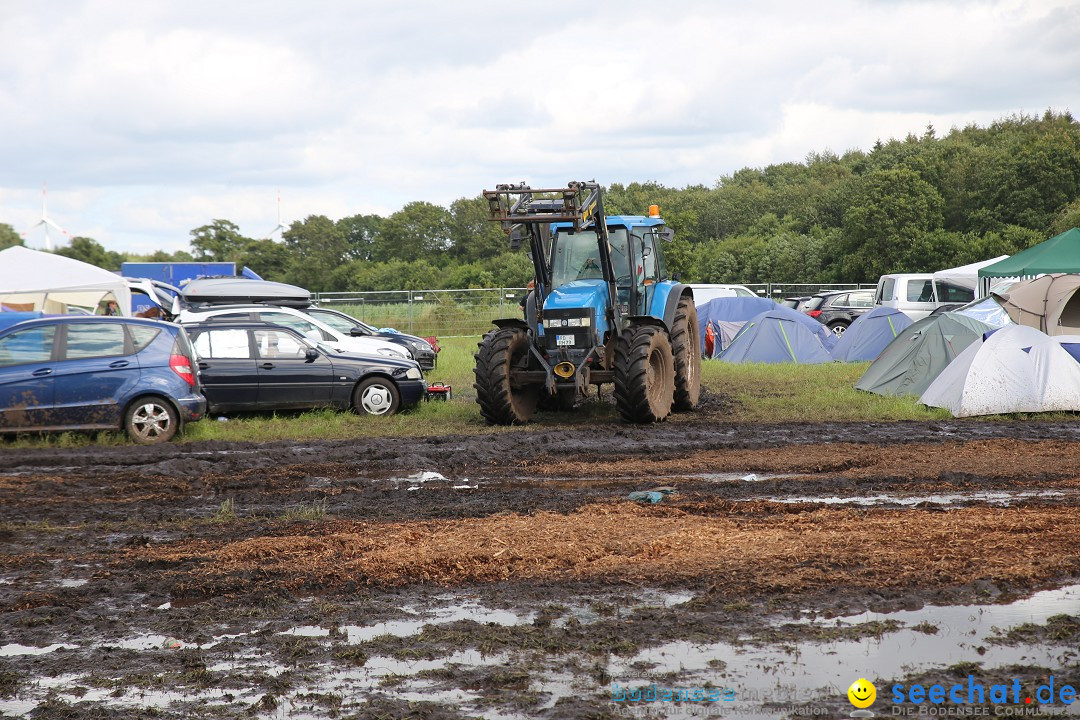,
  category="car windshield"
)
[805,296,825,311]
[550,228,629,288]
